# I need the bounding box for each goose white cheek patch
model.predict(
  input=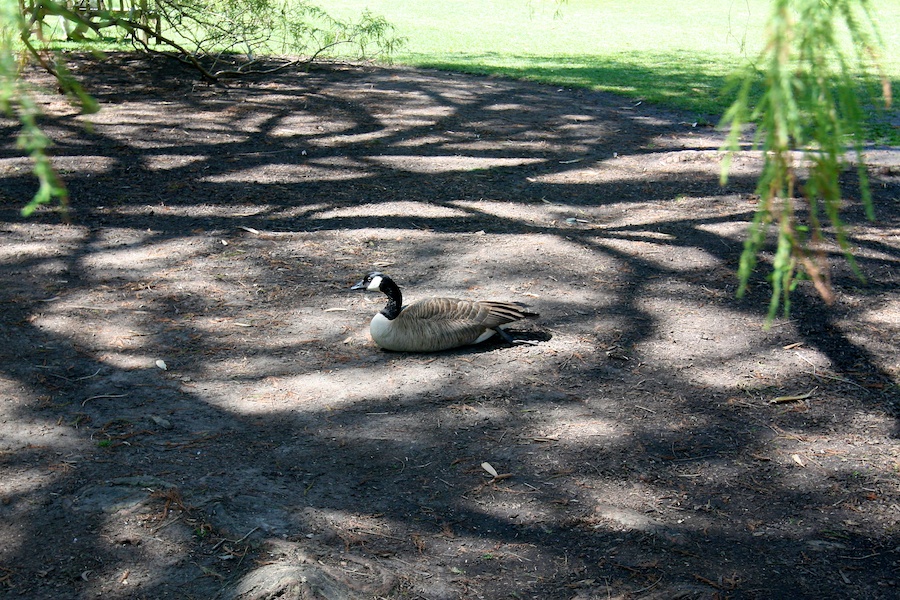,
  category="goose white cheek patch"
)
[367,275,383,291]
